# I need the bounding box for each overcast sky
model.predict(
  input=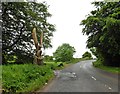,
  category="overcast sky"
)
[37,0,96,58]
